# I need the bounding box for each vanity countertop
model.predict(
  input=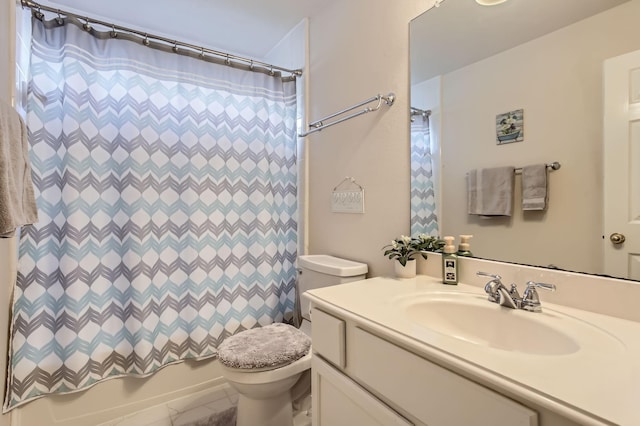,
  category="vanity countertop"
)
[304,275,640,426]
